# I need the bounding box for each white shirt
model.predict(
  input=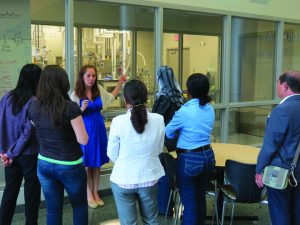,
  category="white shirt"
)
[70,84,115,110]
[107,110,165,185]
[280,94,300,104]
